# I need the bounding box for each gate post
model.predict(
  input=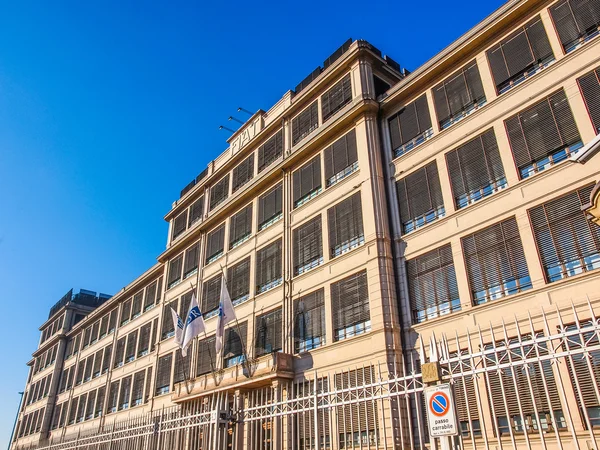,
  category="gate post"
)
[272,381,283,450]
[234,389,244,450]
